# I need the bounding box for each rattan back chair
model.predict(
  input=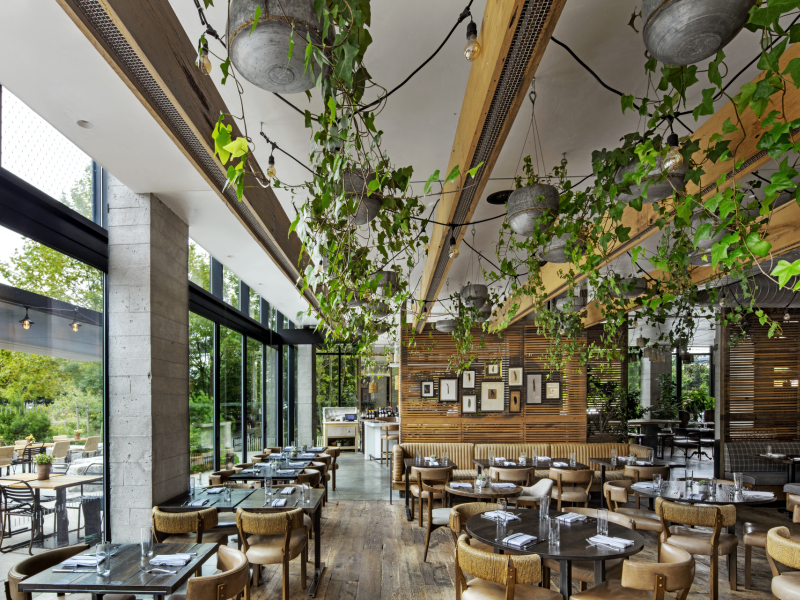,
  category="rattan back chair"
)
[766,526,800,600]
